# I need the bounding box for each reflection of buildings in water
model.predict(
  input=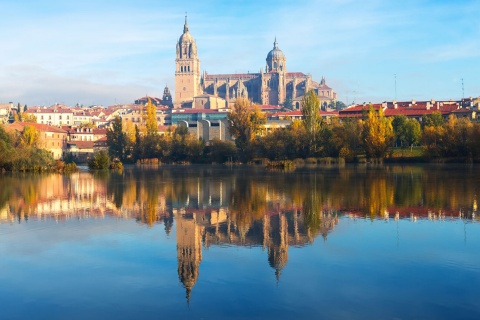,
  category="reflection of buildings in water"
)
[0,173,124,223]
[5,170,480,302]
[344,206,479,222]
[175,209,204,303]
[174,208,339,301]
